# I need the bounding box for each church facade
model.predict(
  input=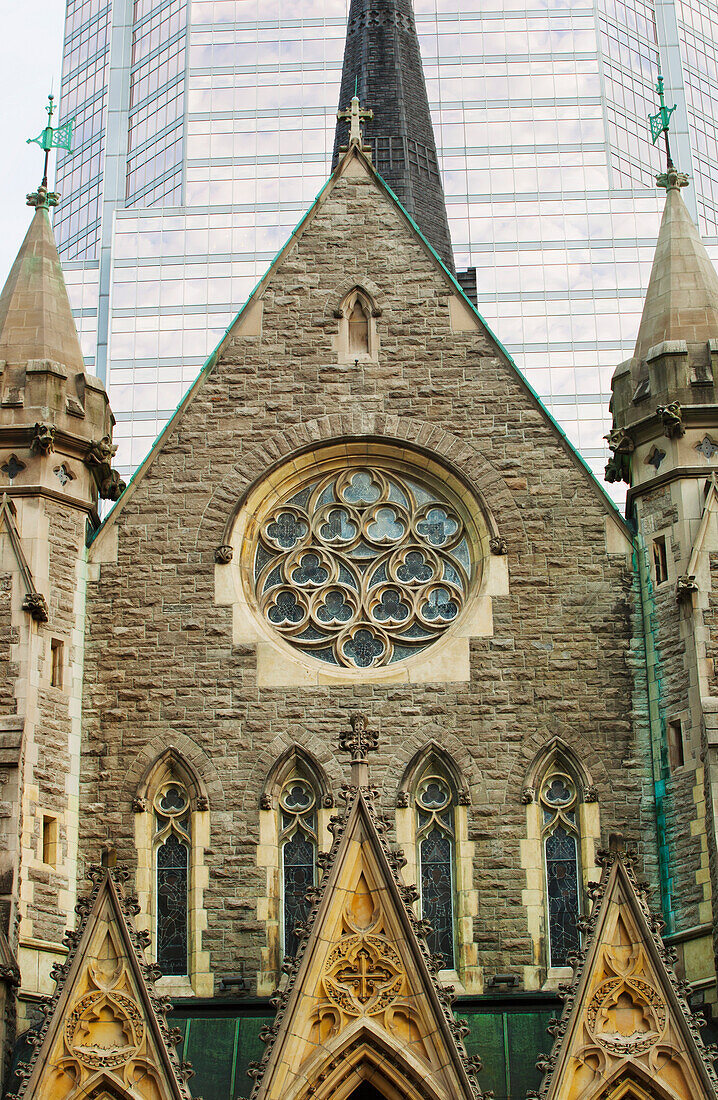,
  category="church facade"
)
[0,2,717,1098]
